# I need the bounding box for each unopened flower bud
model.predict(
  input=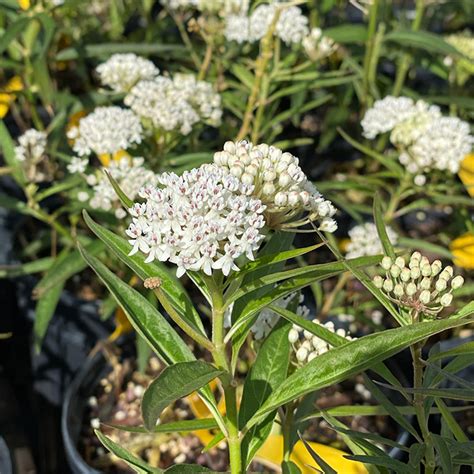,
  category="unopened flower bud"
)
[288,329,299,343]
[307,351,318,362]
[440,293,453,307]
[373,275,383,289]
[390,265,401,278]
[262,183,275,195]
[241,173,254,185]
[230,165,243,178]
[381,256,392,270]
[410,267,421,279]
[288,191,300,206]
[274,192,287,206]
[383,279,394,292]
[444,266,454,277]
[400,268,411,282]
[421,264,432,277]
[395,257,406,268]
[435,279,447,292]
[263,170,276,182]
[451,275,464,290]
[394,284,404,297]
[419,290,431,305]
[278,172,291,187]
[296,347,308,362]
[411,251,422,261]
[420,277,431,290]
[406,282,417,296]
